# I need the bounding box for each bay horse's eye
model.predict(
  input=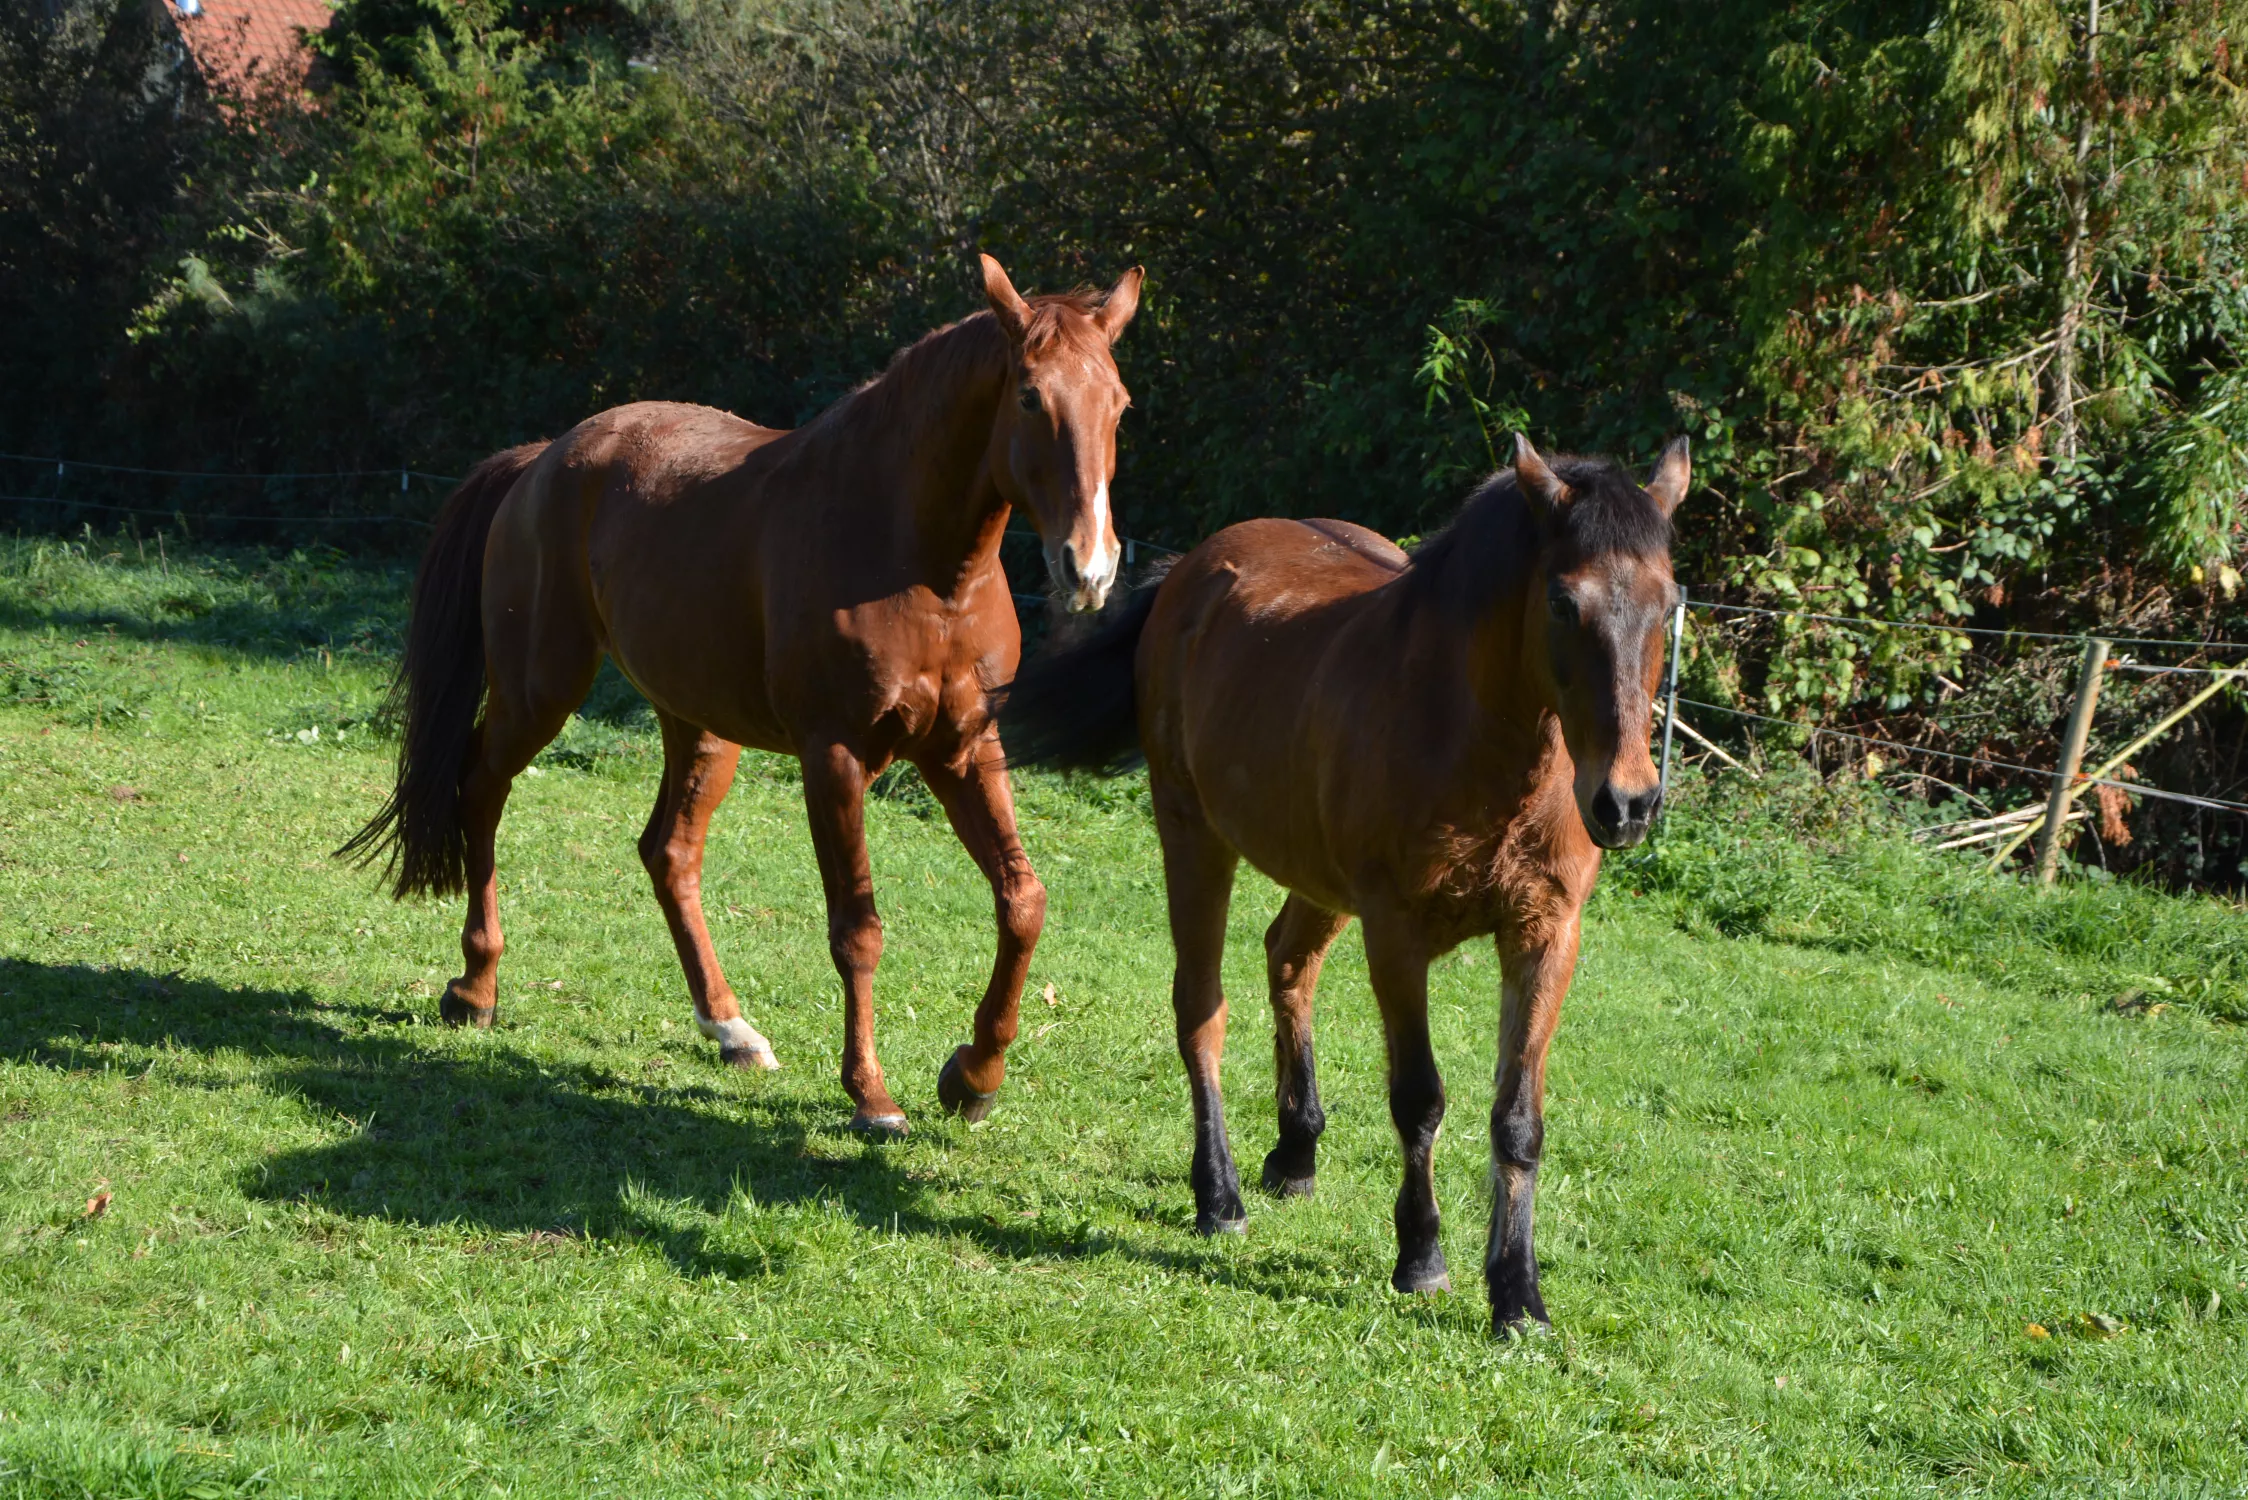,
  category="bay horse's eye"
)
[1548,590,1580,626]
[1017,385,1041,414]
